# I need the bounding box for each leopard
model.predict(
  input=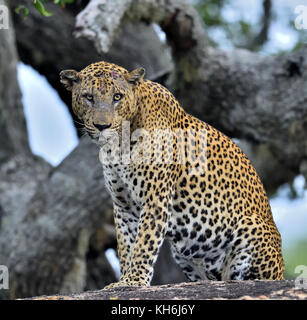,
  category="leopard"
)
[60,61,284,288]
